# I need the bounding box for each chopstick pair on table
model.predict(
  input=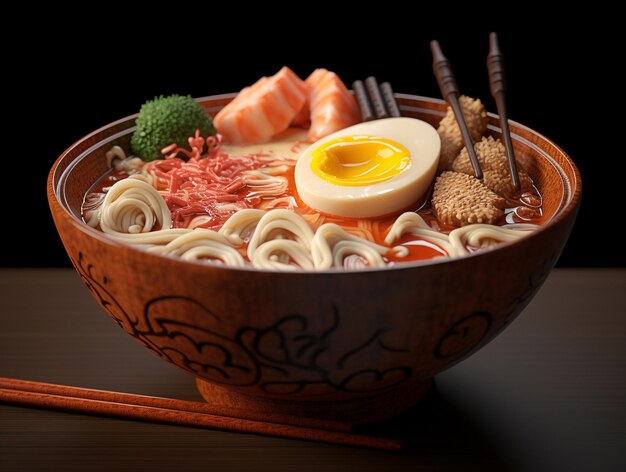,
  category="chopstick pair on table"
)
[0,377,402,451]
